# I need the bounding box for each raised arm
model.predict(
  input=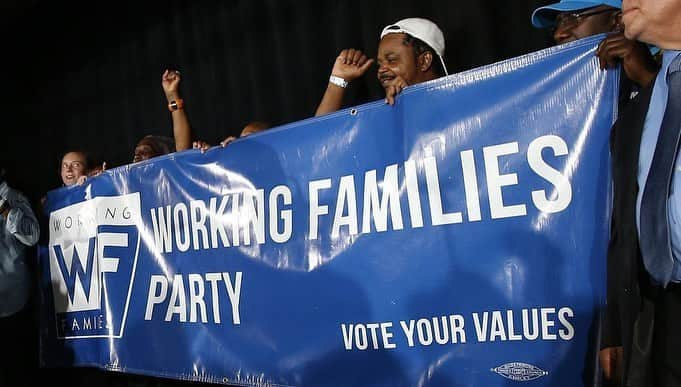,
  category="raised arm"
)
[162,69,193,151]
[315,49,374,116]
